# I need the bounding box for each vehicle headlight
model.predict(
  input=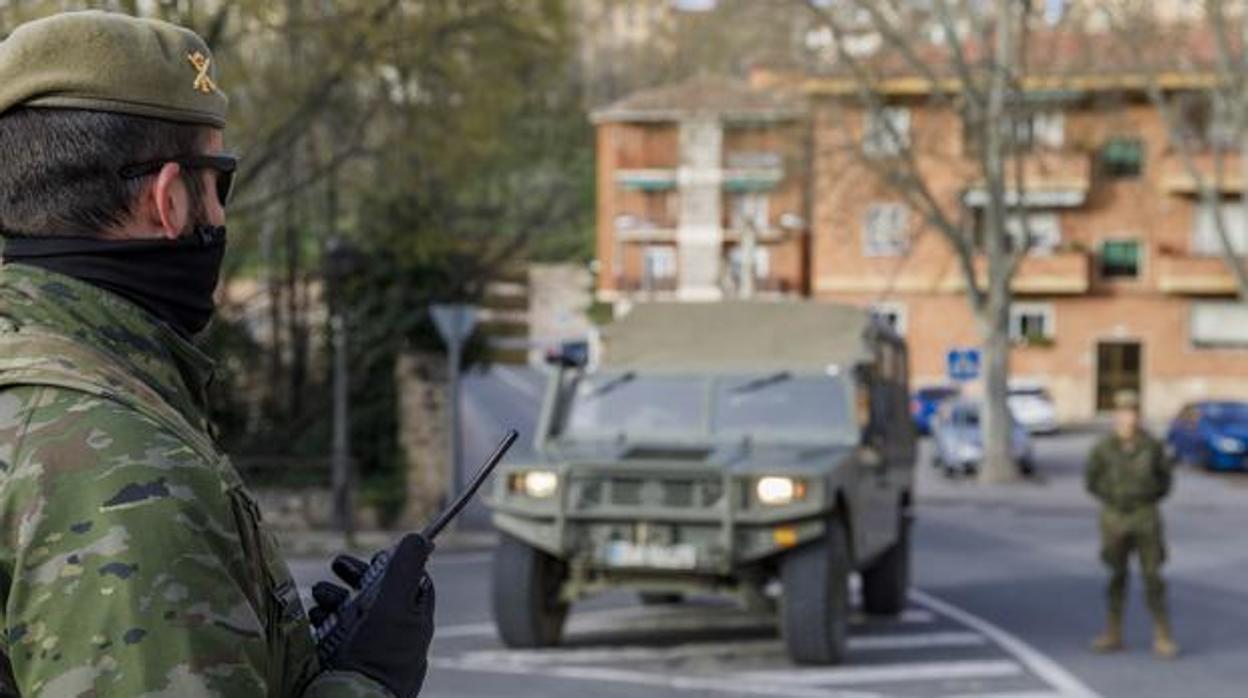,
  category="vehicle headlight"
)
[512,470,559,498]
[756,477,807,506]
[1213,436,1245,454]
